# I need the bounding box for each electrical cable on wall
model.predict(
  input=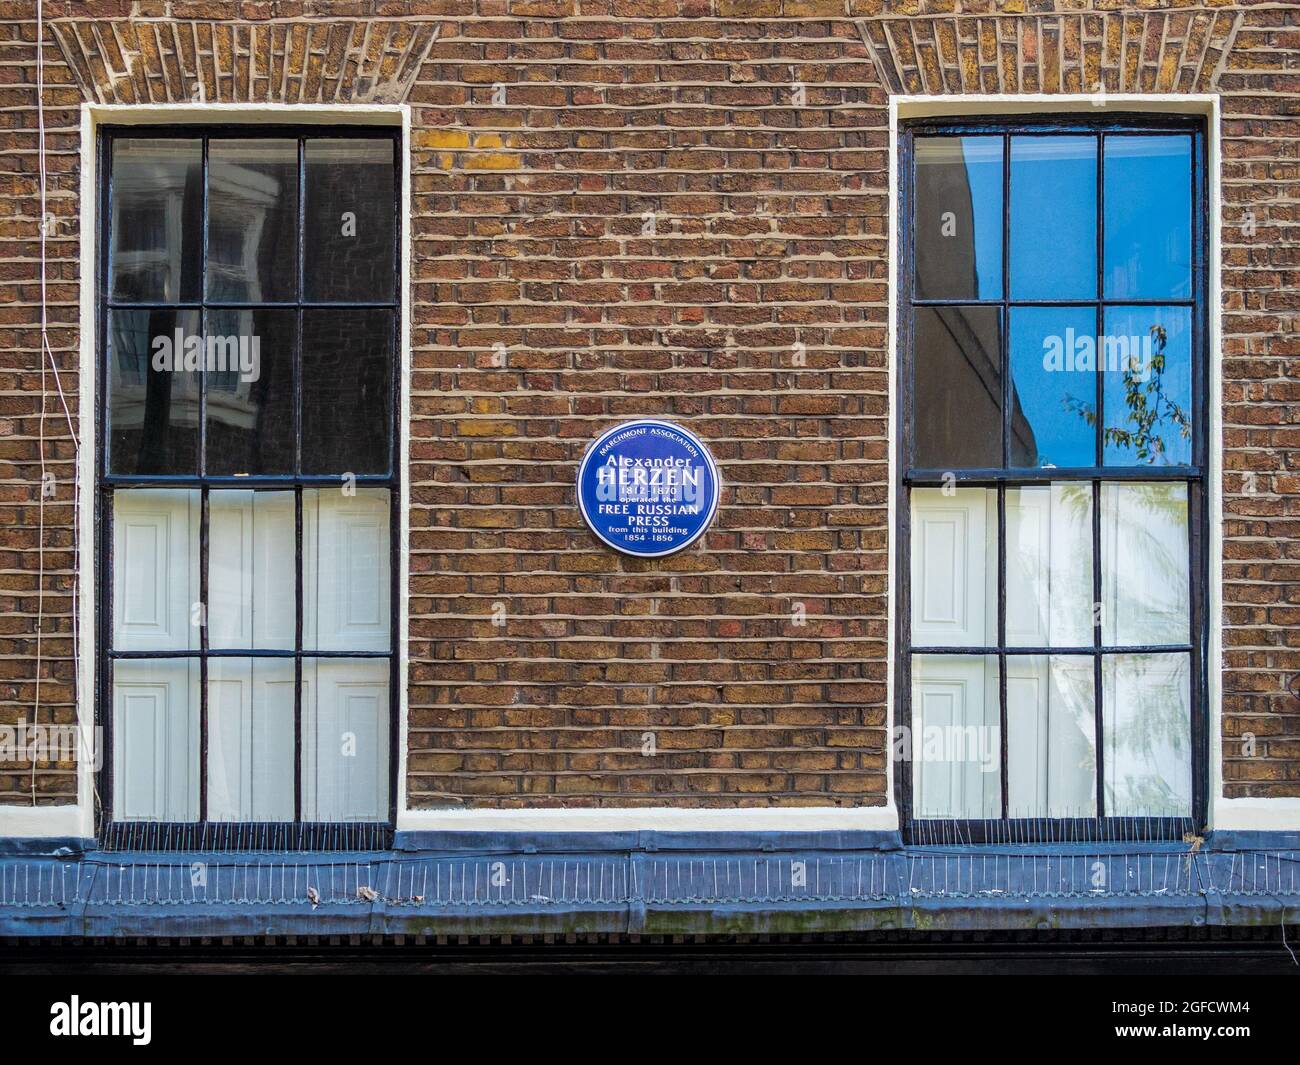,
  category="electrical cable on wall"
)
[32,0,83,806]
